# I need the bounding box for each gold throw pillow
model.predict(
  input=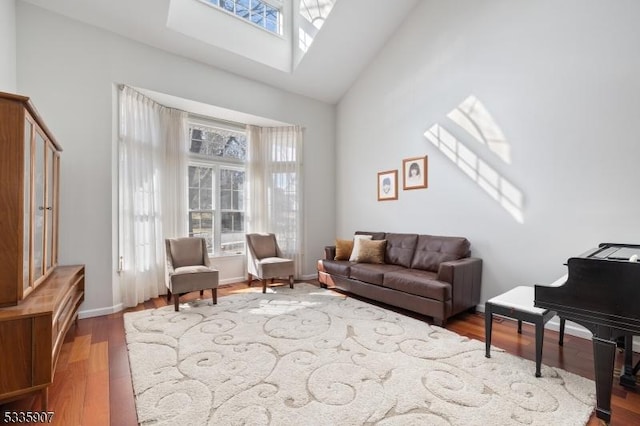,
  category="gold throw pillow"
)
[334,239,354,260]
